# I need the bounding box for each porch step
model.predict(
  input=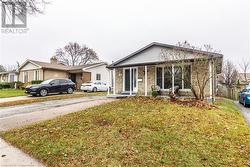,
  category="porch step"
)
[121,92,137,95]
